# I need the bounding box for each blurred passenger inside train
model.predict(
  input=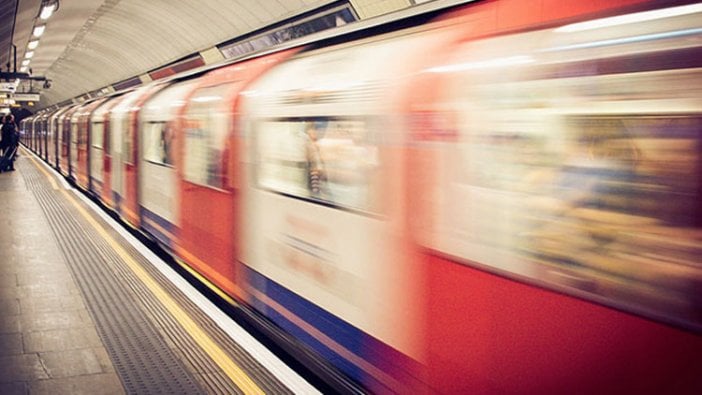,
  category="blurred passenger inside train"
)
[318,120,379,211]
[304,120,326,197]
